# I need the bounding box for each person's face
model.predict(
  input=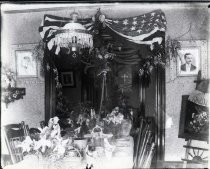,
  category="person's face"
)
[185,54,193,64]
[24,56,30,62]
